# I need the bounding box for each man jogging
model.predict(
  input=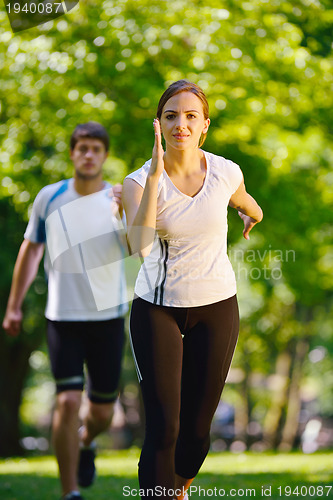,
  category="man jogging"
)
[2,122,128,500]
